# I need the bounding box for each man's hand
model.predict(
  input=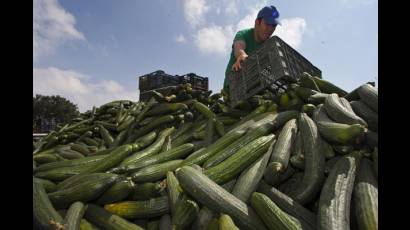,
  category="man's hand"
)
[232,53,248,71]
